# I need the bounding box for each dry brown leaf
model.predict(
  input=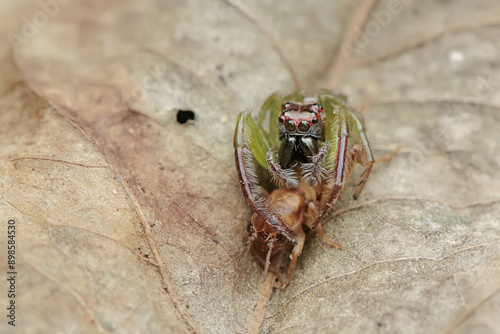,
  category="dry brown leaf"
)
[1,1,500,333]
